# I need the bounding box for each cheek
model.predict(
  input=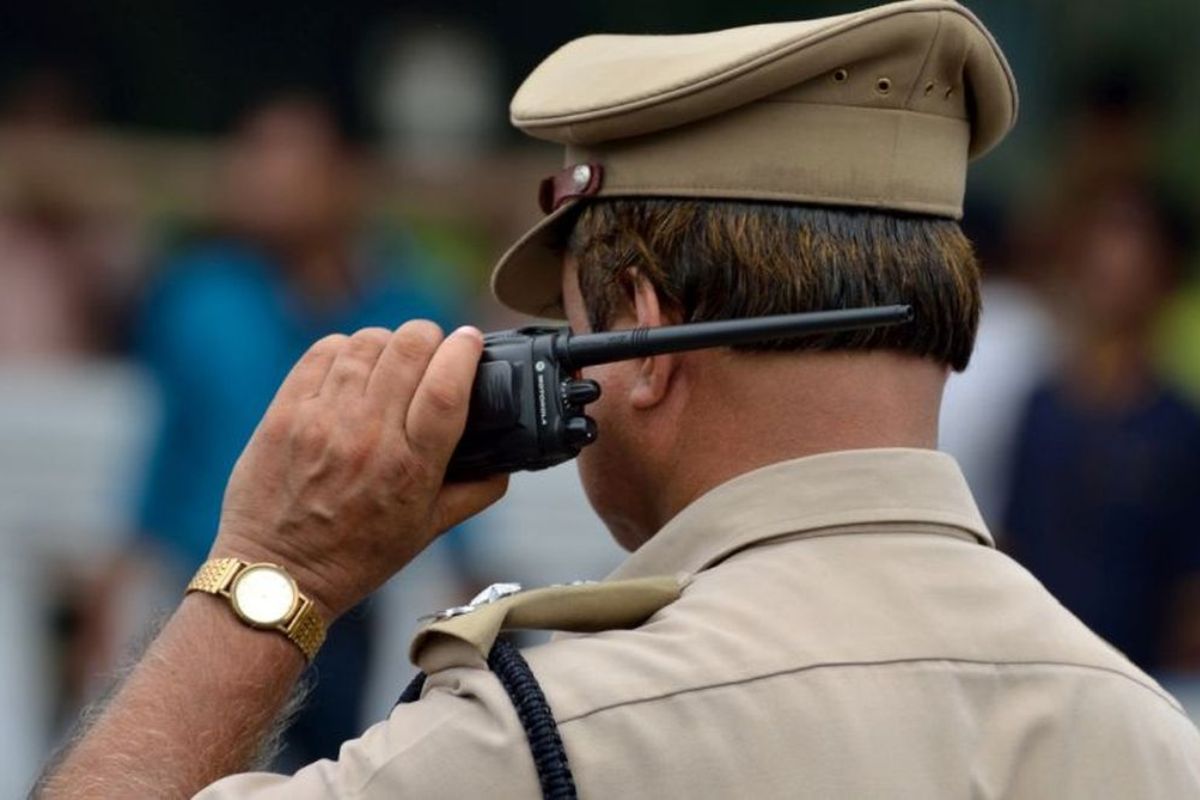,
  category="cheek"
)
[576,422,643,551]
[574,366,638,511]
